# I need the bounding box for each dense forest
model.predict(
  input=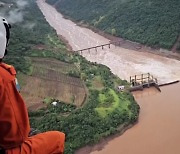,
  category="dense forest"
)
[46,0,180,50]
[0,0,140,153]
